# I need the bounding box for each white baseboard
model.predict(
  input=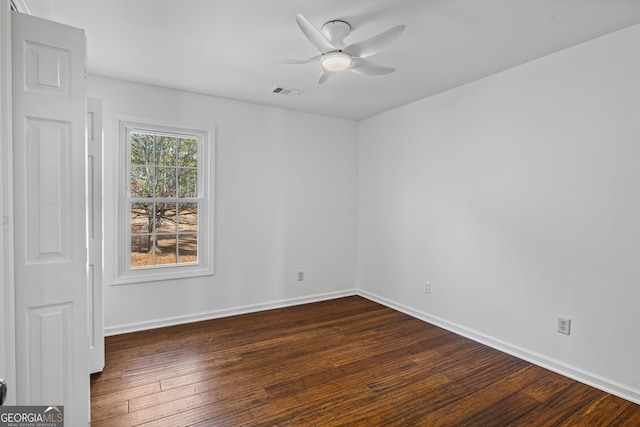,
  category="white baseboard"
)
[357,289,640,406]
[104,289,358,336]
